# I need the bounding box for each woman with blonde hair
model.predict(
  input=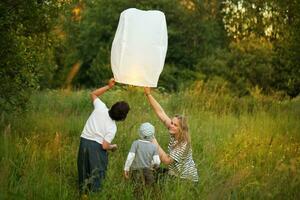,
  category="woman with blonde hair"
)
[144,87,198,182]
